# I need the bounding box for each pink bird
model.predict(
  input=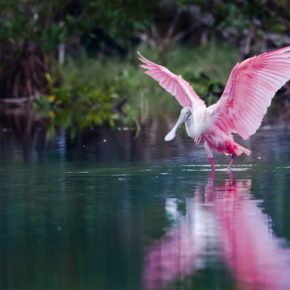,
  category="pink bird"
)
[138,47,290,170]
